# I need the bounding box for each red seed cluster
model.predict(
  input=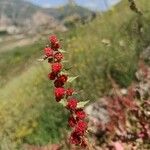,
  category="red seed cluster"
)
[44,35,88,147]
